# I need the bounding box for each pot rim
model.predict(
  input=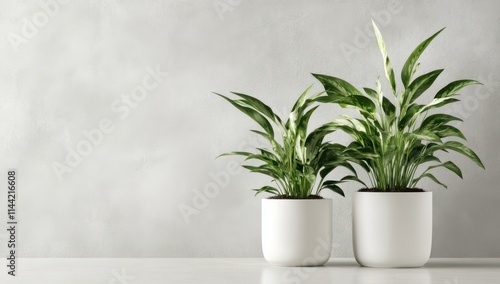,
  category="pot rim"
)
[262,198,332,201]
[355,191,432,194]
